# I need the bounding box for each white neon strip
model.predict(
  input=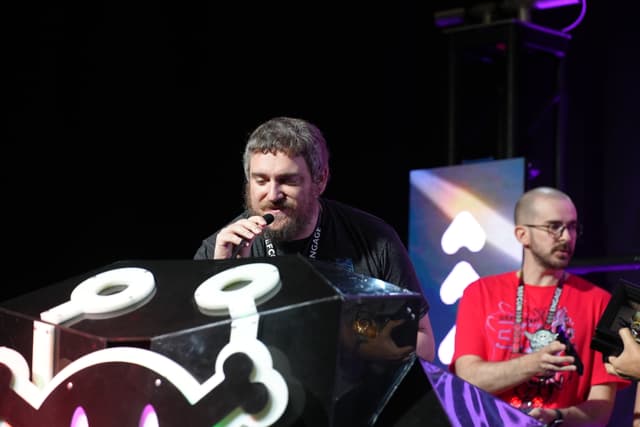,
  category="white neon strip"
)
[31,321,55,389]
